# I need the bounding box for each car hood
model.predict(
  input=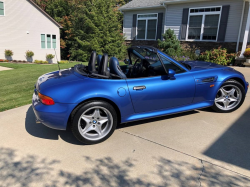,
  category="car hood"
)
[182,61,227,72]
[36,68,85,92]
